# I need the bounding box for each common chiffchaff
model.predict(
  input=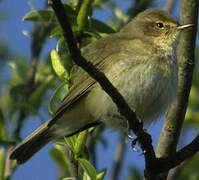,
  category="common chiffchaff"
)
[10,9,193,164]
